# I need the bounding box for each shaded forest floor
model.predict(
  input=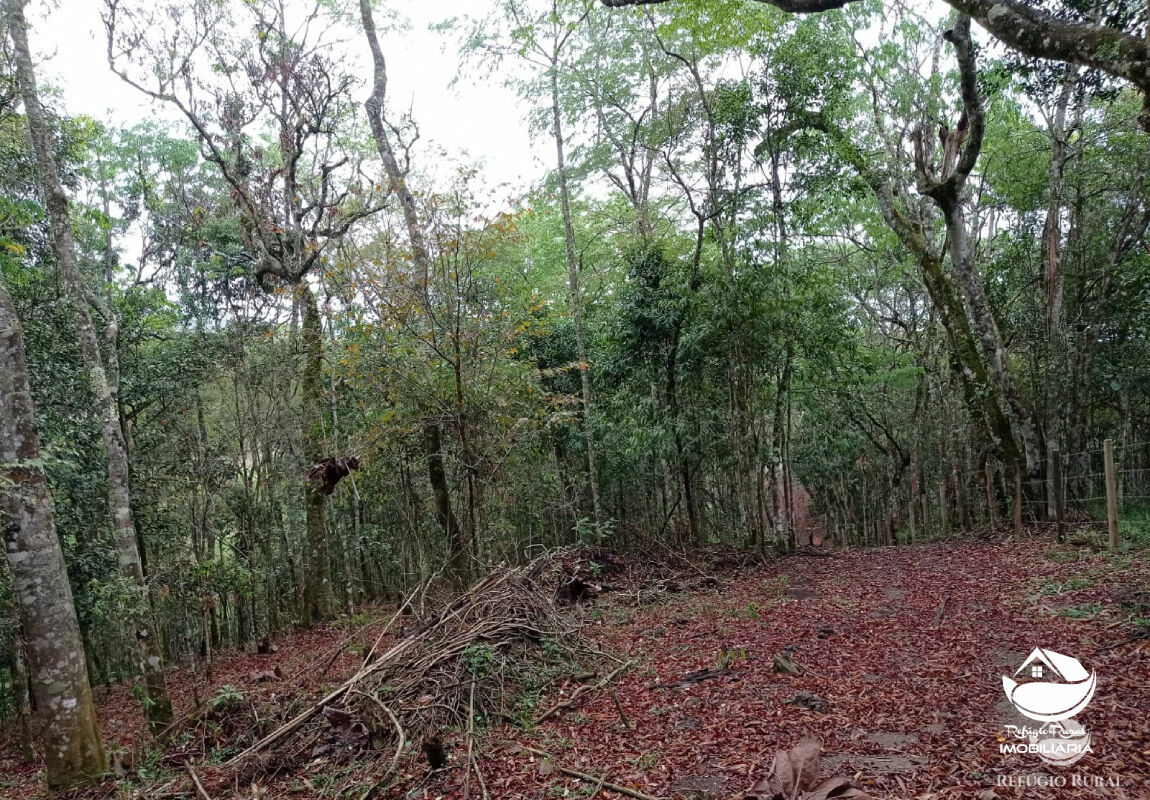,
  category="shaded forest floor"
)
[3,532,1150,799]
